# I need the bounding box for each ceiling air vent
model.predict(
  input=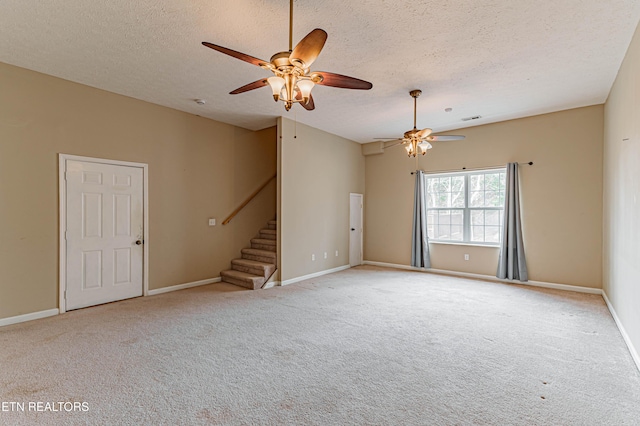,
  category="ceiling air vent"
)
[461,115,482,122]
